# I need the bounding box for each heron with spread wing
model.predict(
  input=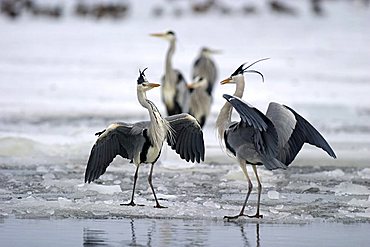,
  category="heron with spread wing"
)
[85,69,205,208]
[216,59,336,220]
